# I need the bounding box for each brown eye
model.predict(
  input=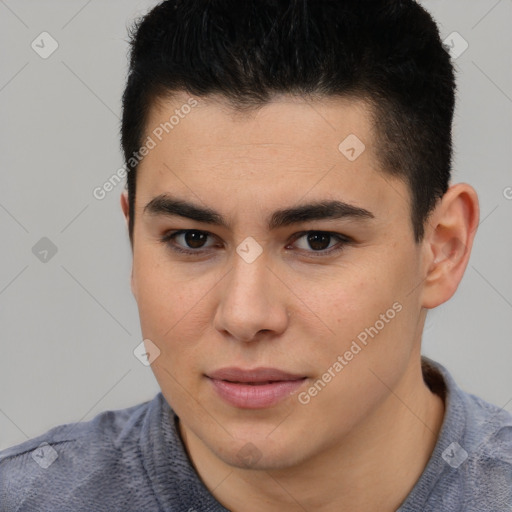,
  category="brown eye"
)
[289,231,351,256]
[305,232,331,251]
[160,230,216,254]
[181,231,208,249]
